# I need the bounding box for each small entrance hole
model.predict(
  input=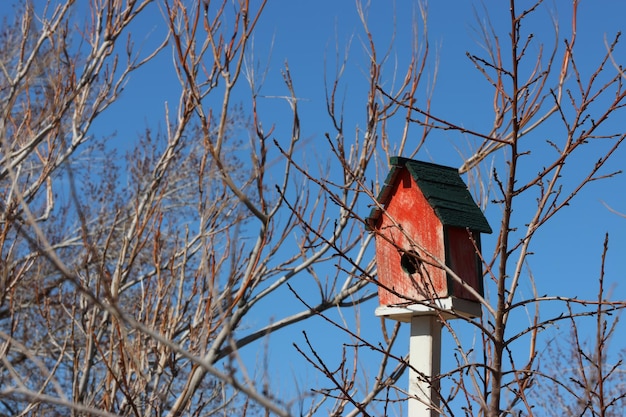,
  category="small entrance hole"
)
[400,250,422,275]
